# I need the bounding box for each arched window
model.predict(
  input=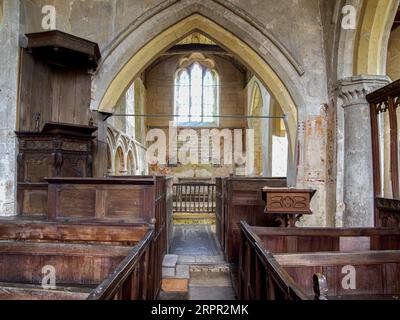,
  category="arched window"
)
[174,62,219,126]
